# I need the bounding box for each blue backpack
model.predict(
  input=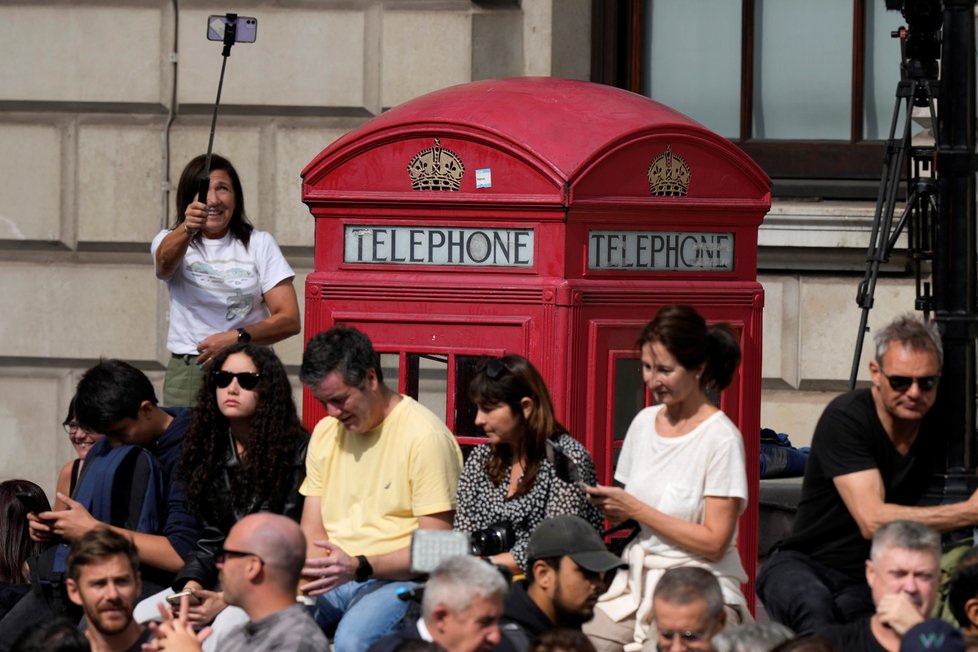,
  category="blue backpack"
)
[32,441,164,615]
